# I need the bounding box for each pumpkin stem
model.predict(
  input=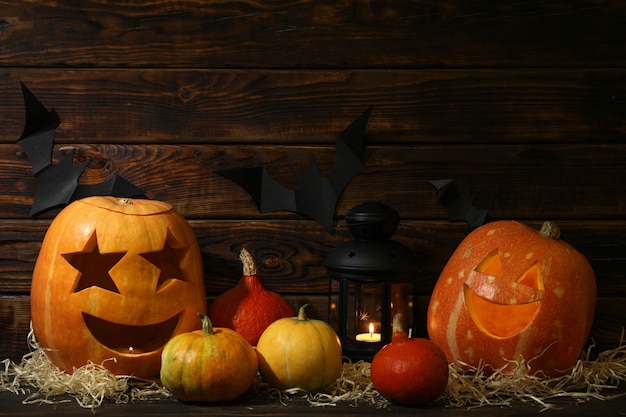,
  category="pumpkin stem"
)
[539,221,561,240]
[239,248,258,276]
[198,312,215,336]
[392,313,404,333]
[297,304,310,320]
[116,198,134,206]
